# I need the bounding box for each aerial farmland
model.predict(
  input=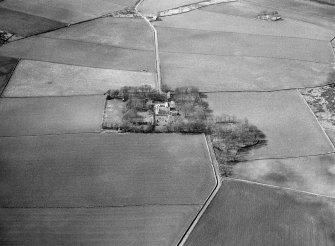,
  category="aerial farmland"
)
[0,0,335,245]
